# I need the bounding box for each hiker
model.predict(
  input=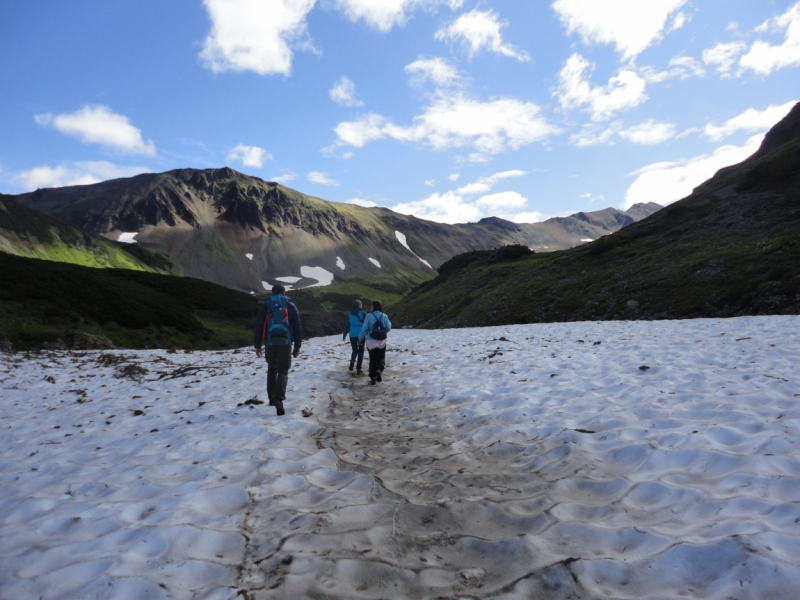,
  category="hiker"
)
[342,299,367,374]
[254,284,302,416]
[358,300,391,385]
